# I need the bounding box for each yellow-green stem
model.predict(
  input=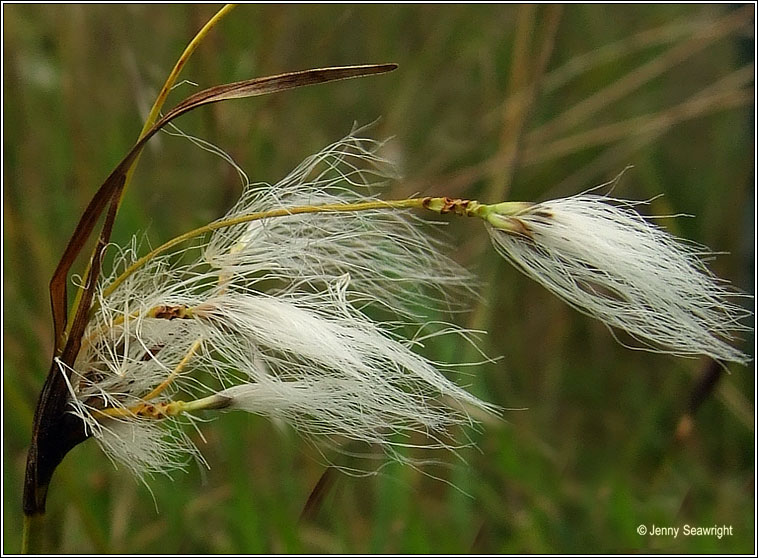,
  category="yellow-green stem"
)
[139,6,236,136]
[86,194,531,424]
[119,3,237,208]
[143,338,203,401]
[100,196,531,302]
[103,198,428,298]
[22,513,45,554]
[64,4,236,344]
[95,393,231,420]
